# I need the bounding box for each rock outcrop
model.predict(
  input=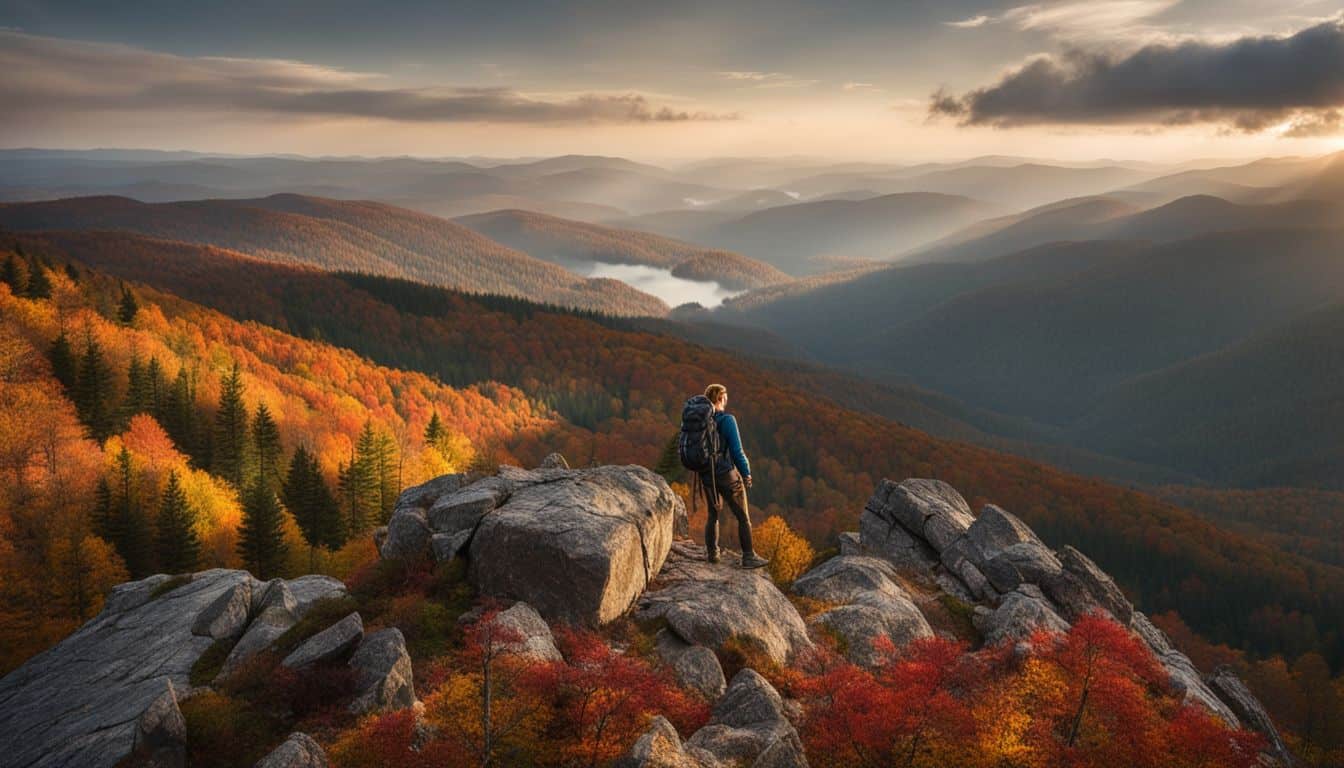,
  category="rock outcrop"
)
[792,556,932,668]
[638,541,812,667]
[131,678,187,768]
[0,569,343,768]
[254,732,328,768]
[384,462,683,626]
[841,477,1291,765]
[1208,666,1297,766]
[686,669,808,767]
[348,628,416,715]
[281,612,364,670]
[655,629,727,700]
